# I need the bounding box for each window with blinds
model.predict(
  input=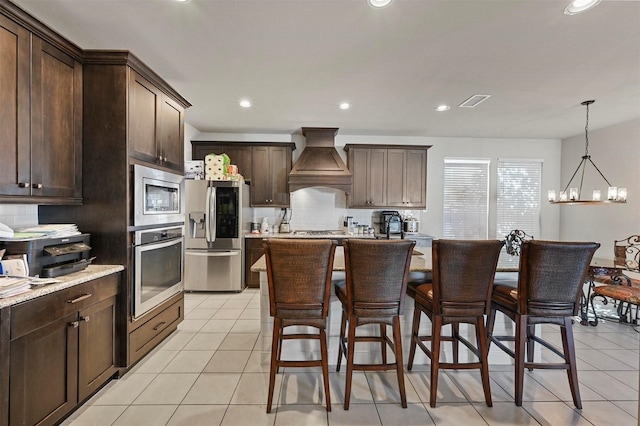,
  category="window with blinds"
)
[496,159,542,239]
[443,158,490,239]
